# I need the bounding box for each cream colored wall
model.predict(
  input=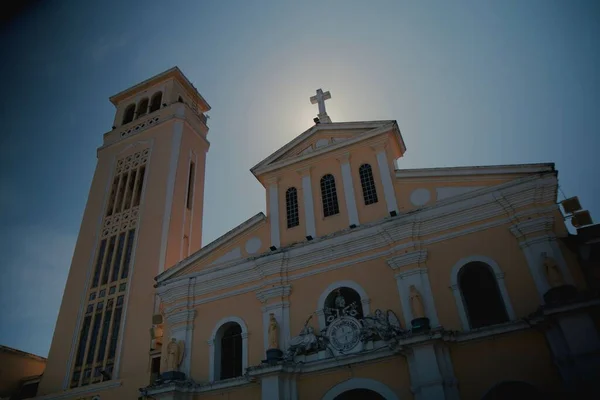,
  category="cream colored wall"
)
[451,329,561,399]
[39,114,205,396]
[170,221,270,278]
[0,350,45,397]
[163,123,209,269]
[194,385,261,400]
[425,223,541,329]
[190,291,264,381]
[297,357,412,400]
